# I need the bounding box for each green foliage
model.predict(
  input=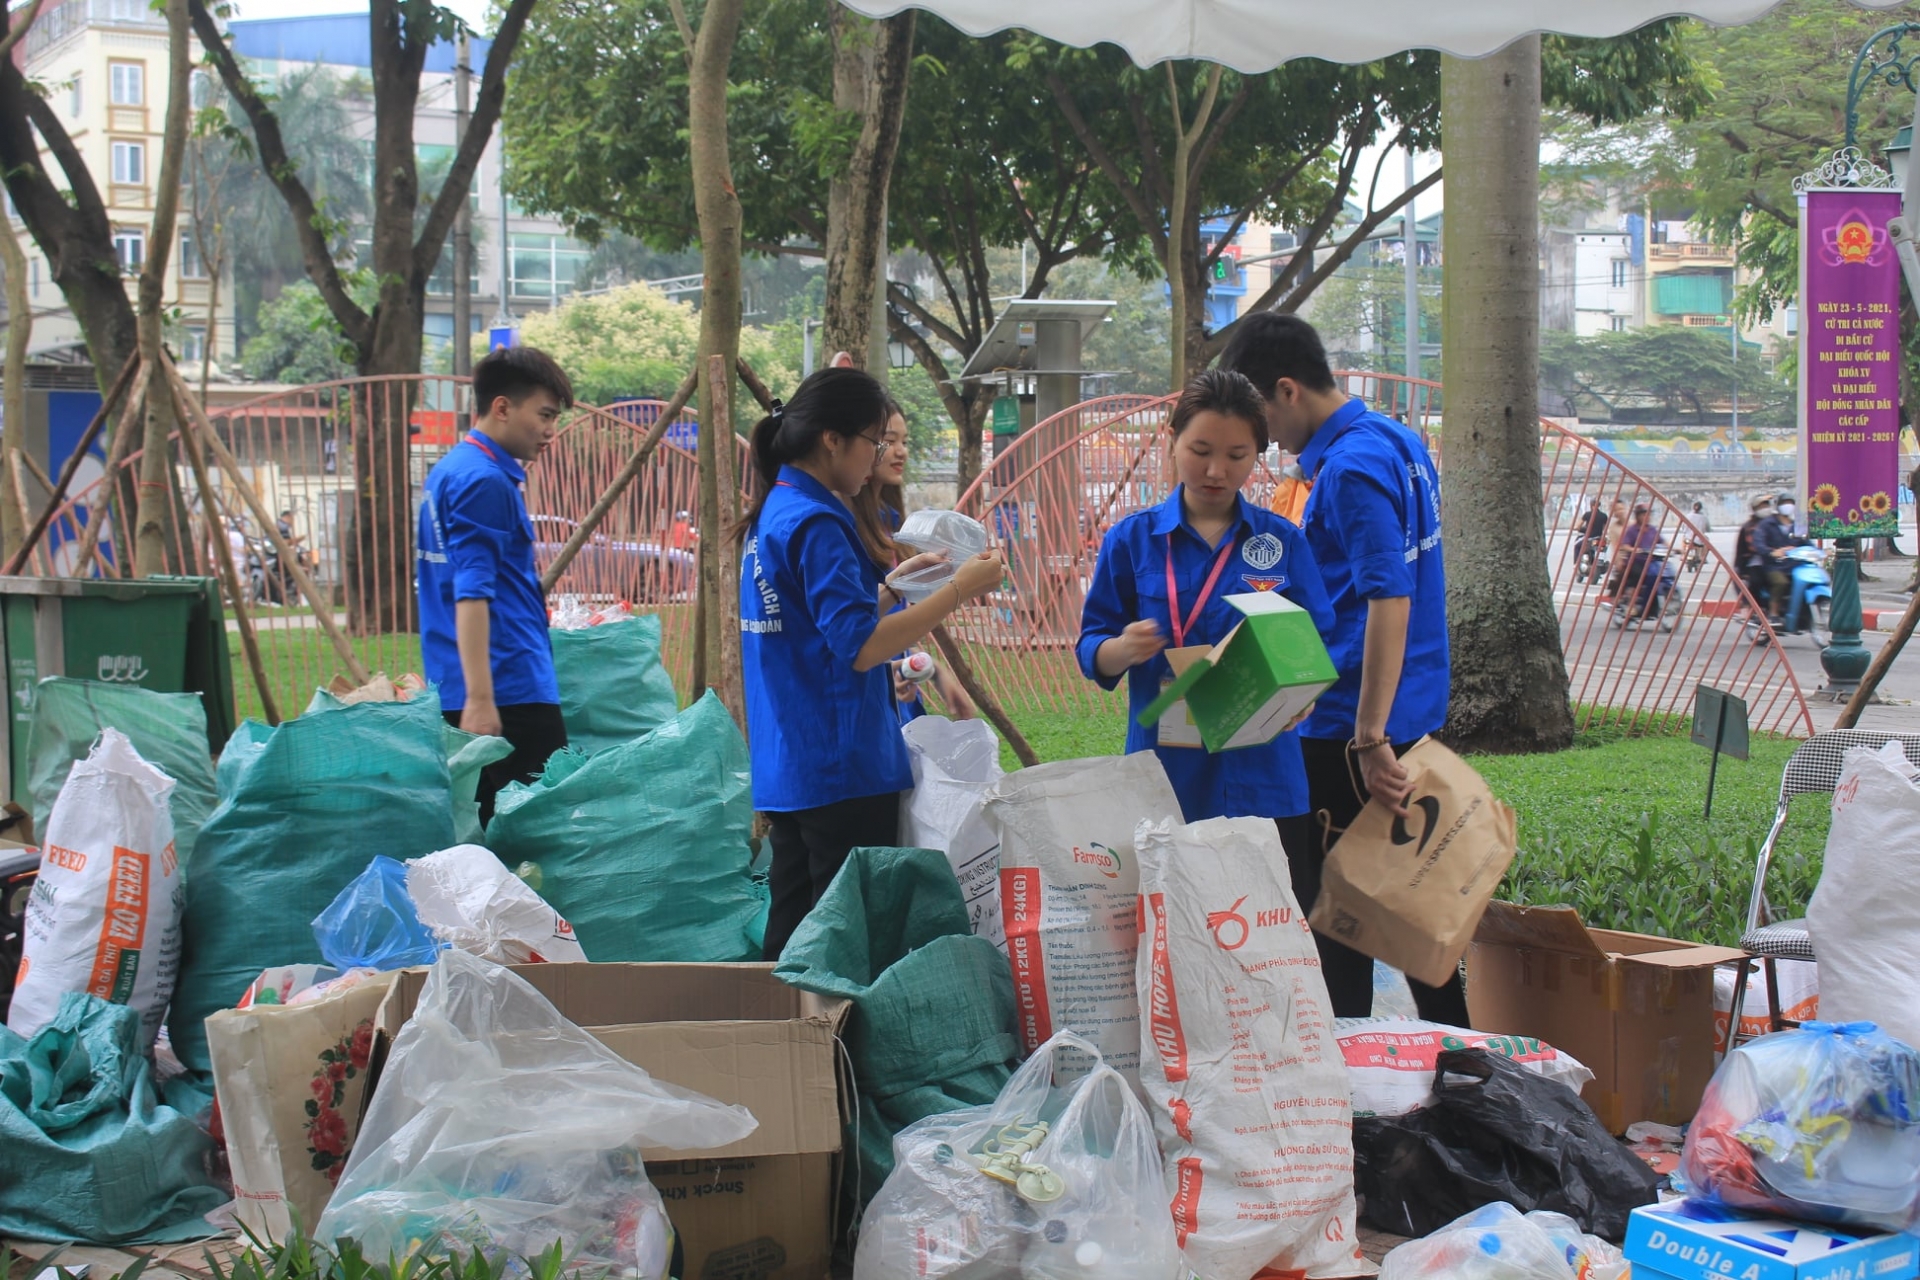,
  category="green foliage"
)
[1541,324,1792,425]
[182,1228,584,1280]
[510,282,794,406]
[241,279,373,383]
[1310,263,1442,372]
